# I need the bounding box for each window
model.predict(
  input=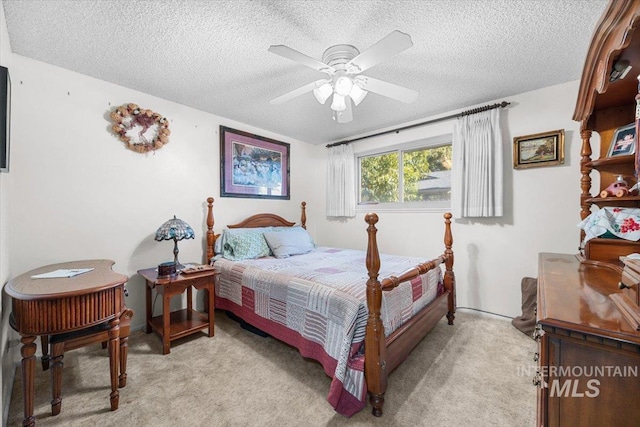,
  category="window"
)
[357,135,452,211]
